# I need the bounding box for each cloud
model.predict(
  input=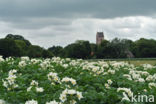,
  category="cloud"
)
[0,0,156,48]
[0,16,156,48]
[0,0,156,20]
